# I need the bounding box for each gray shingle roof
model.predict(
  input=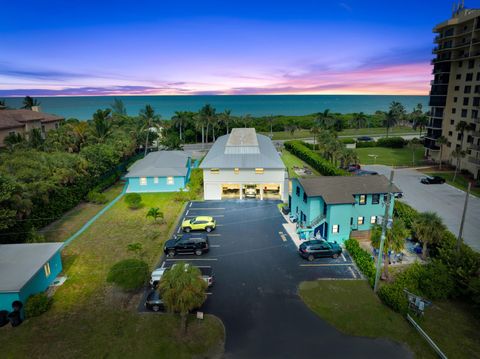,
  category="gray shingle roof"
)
[125,151,190,178]
[0,110,64,130]
[0,243,63,292]
[298,175,402,204]
[200,129,285,169]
